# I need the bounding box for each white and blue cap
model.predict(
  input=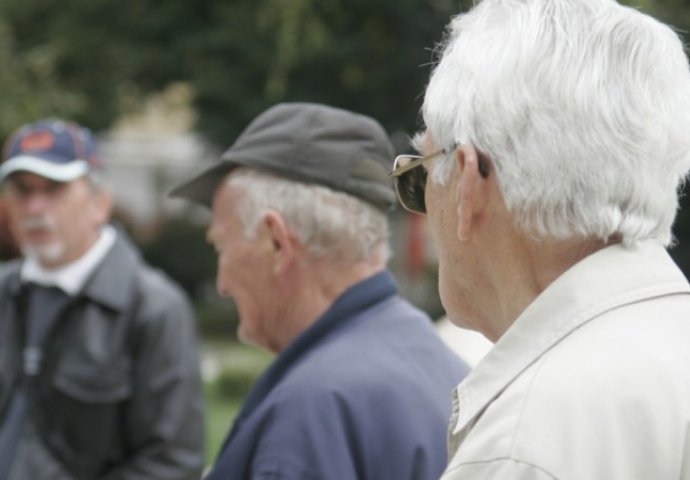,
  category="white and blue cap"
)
[1,118,103,183]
